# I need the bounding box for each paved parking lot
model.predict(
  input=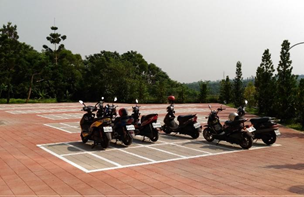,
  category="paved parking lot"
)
[38,133,280,173]
[0,102,303,196]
